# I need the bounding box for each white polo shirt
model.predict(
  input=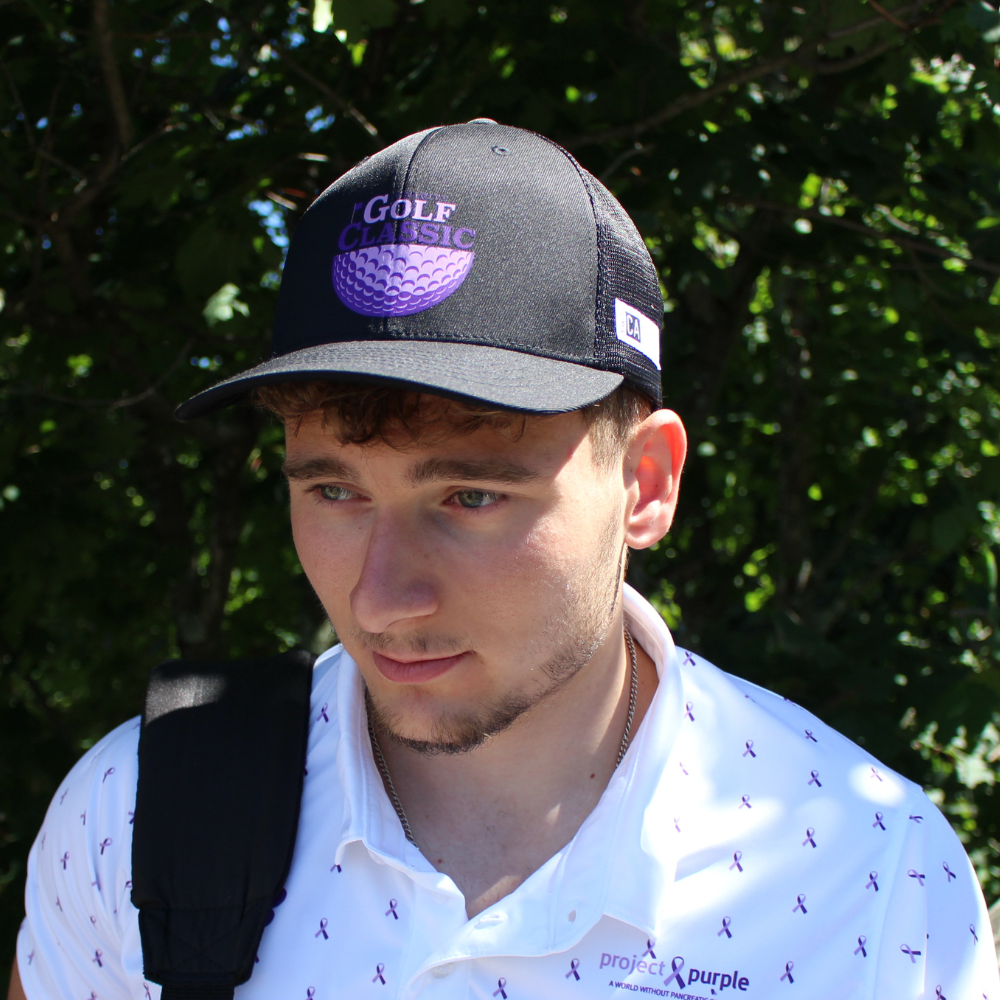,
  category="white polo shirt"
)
[18,585,999,1000]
